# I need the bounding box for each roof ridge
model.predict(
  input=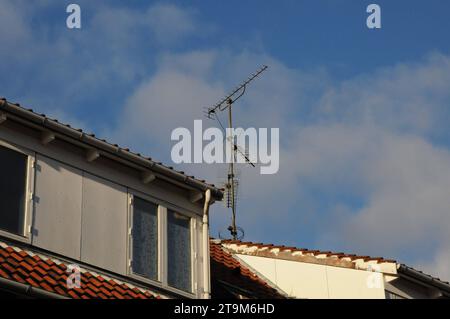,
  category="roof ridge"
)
[219,238,397,263]
[219,239,401,275]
